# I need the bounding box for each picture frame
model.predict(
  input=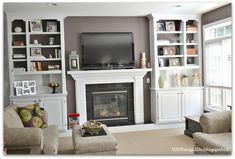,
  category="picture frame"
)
[30,20,43,32]
[31,47,42,56]
[23,88,31,95]
[157,22,165,31]
[69,51,79,70]
[165,21,175,31]
[14,81,22,88]
[46,21,57,32]
[169,58,180,66]
[22,81,29,89]
[15,87,23,96]
[163,47,176,55]
[28,80,36,87]
[29,86,36,94]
